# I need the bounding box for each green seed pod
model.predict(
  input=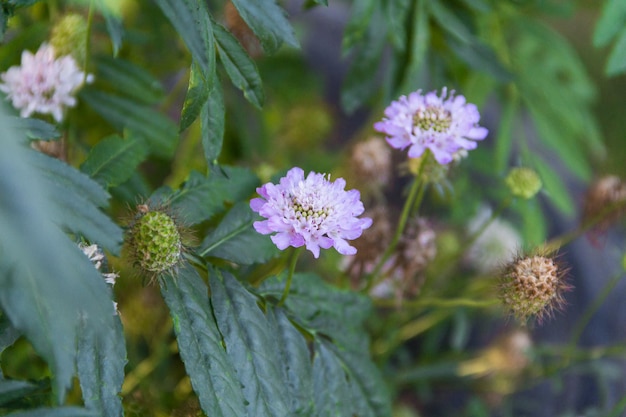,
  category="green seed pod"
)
[127,205,183,278]
[505,167,542,199]
[50,13,88,65]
